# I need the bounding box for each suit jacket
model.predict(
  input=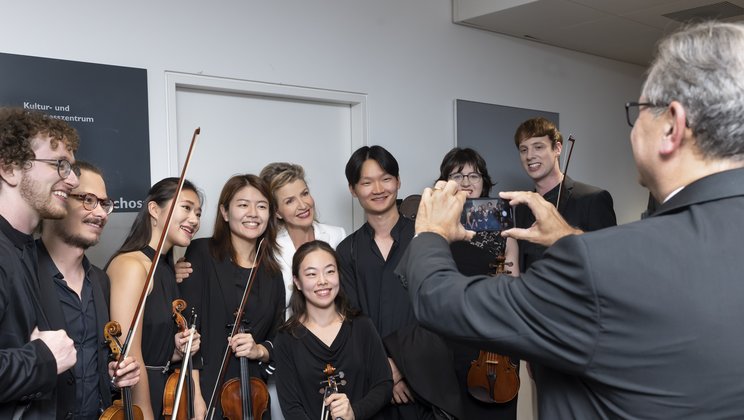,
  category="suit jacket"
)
[36,240,113,420]
[399,168,744,419]
[0,218,57,419]
[276,222,346,307]
[515,175,616,272]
